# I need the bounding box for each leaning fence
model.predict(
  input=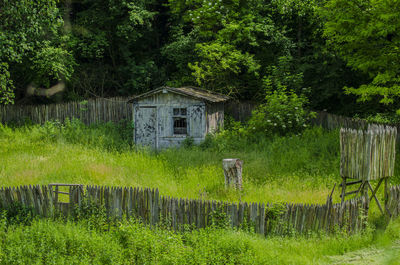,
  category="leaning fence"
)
[0,184,368,235]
